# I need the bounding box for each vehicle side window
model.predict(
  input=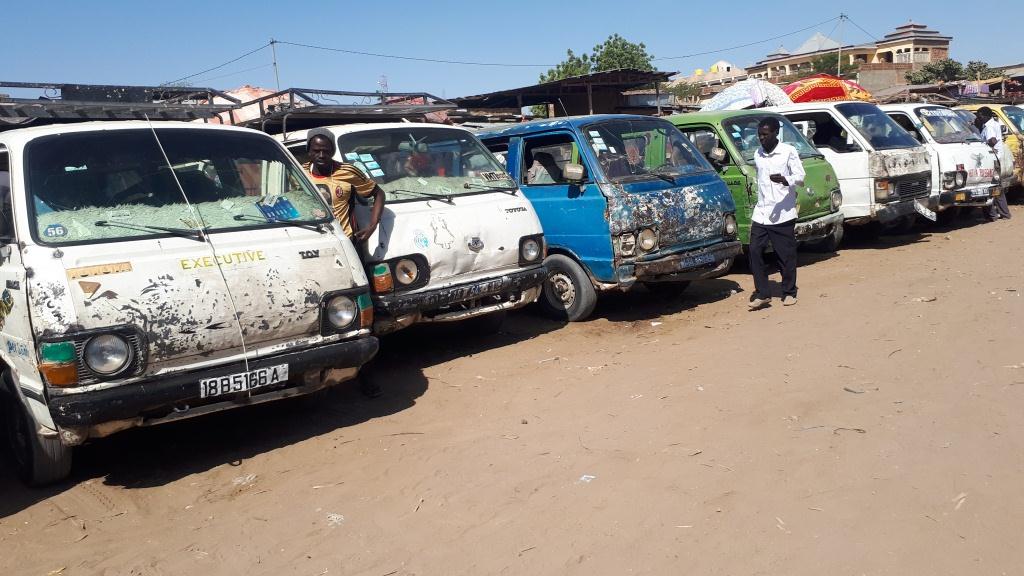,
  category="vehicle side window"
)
[521,134,587,185]
[0,150,12,241]
[286,143,310,165]
[889,113,923,142]
[787,113,862,153]
[679,127,731,164]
